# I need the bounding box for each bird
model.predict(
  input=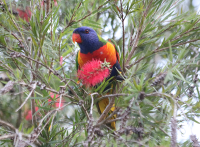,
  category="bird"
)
[72,26,123,130]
